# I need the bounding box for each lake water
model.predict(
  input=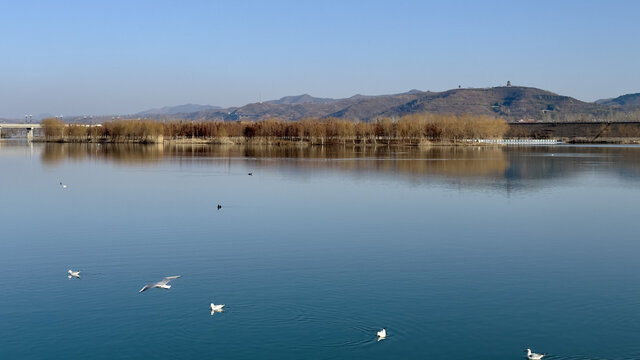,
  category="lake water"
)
[1,141,640,359]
